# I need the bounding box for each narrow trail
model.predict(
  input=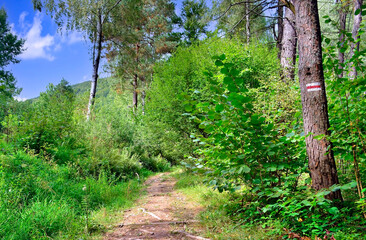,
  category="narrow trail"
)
[104,173,210,240]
